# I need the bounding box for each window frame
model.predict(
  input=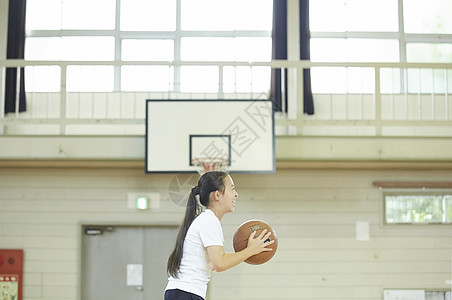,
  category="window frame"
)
[25,0,272,93]
[309,0,452,94]
[383,190,452,225]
